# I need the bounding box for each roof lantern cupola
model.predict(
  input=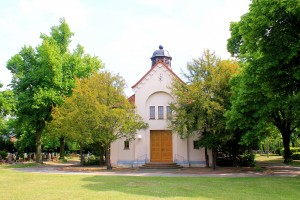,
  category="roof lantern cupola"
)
[151,45,172,69]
